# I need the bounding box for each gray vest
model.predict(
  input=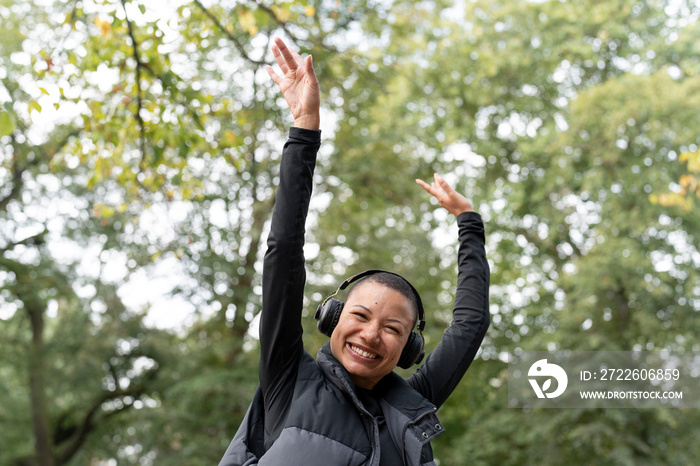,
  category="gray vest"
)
[219,344,444,465]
